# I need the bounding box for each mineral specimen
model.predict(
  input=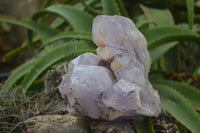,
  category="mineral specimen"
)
[59,15,161,120]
